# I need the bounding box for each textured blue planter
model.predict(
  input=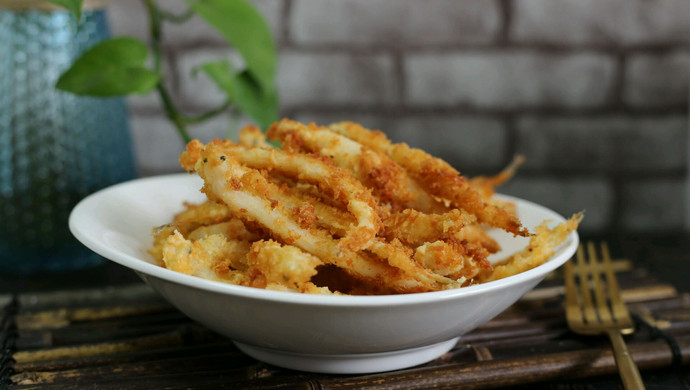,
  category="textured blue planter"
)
[0,6,137,275]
